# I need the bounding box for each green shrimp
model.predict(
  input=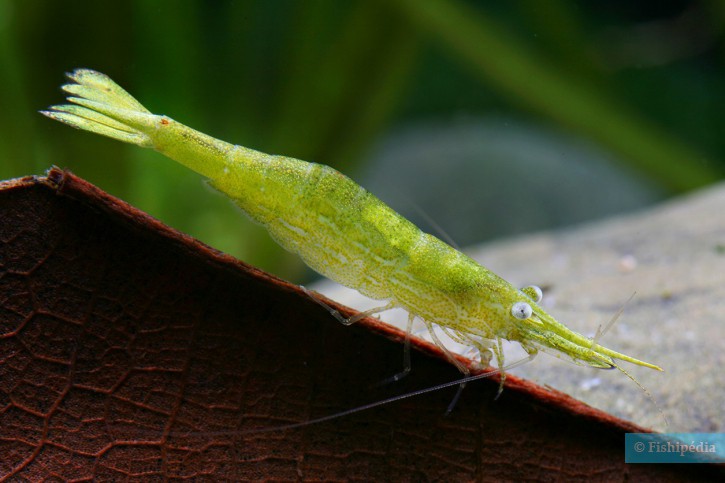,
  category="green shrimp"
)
[42,69,662,392]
